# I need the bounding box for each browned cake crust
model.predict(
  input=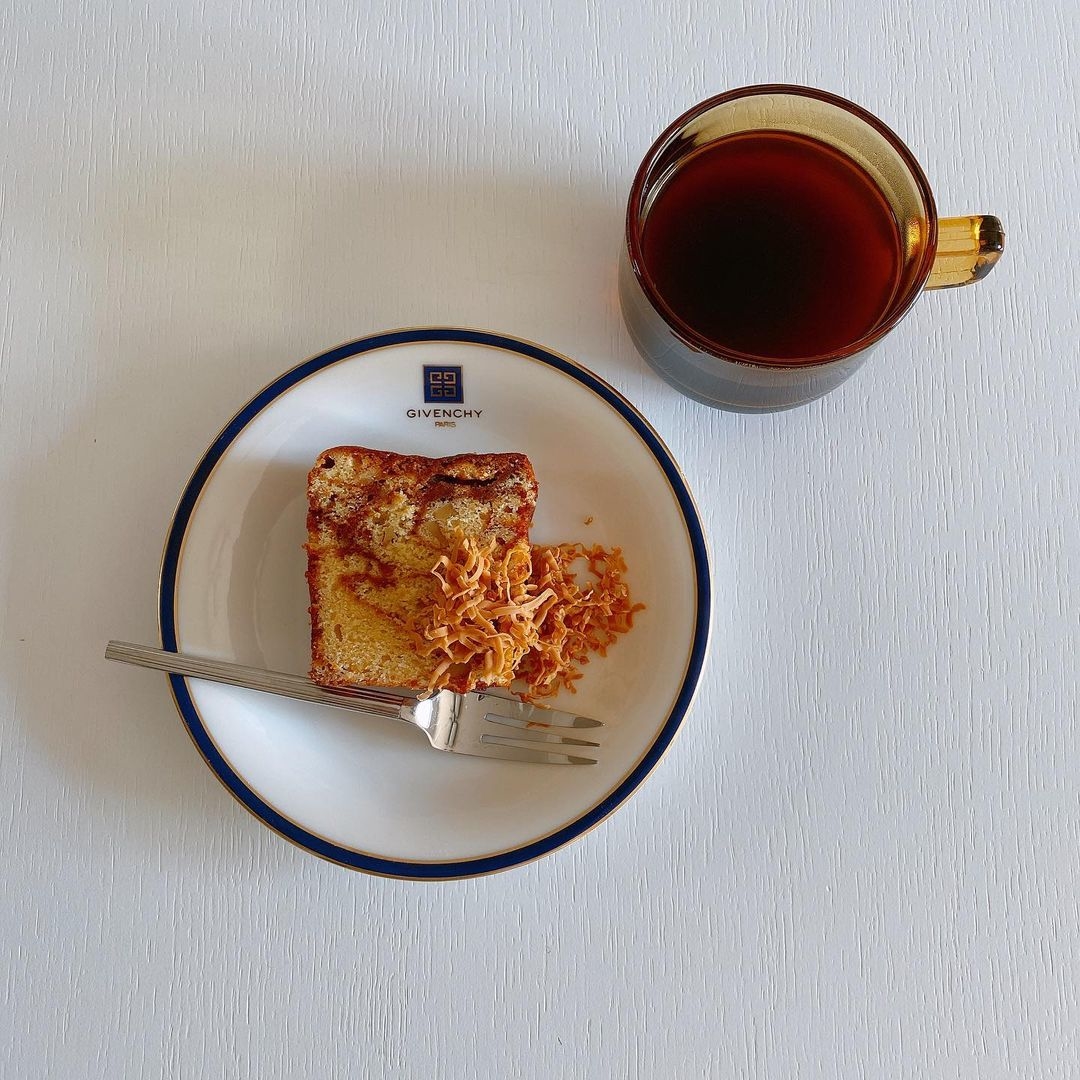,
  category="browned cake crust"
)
[305,446,538,692]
